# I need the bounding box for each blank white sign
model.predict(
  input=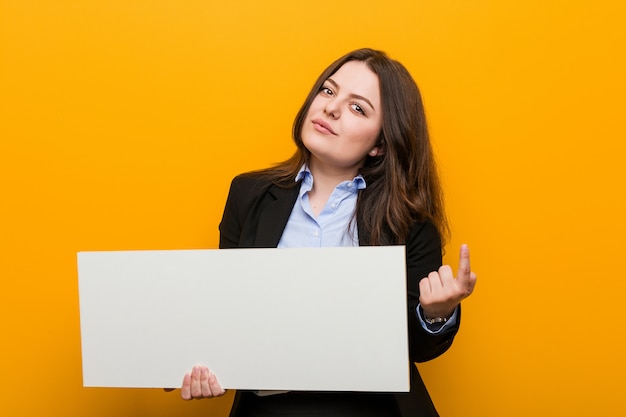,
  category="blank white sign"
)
[77,246,409,391]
